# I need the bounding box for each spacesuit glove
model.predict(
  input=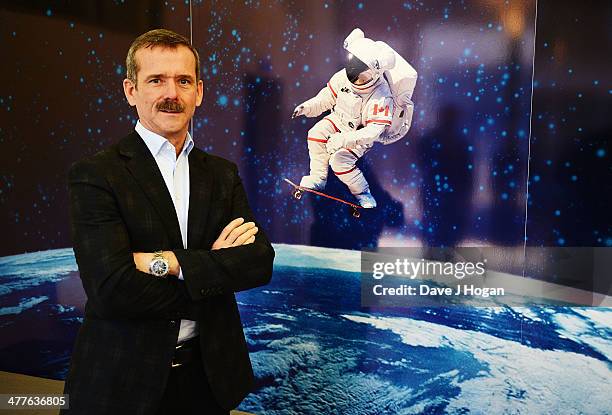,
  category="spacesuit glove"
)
[326,133,347,154]
[343,135,362,150]
[291,102,309,119]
